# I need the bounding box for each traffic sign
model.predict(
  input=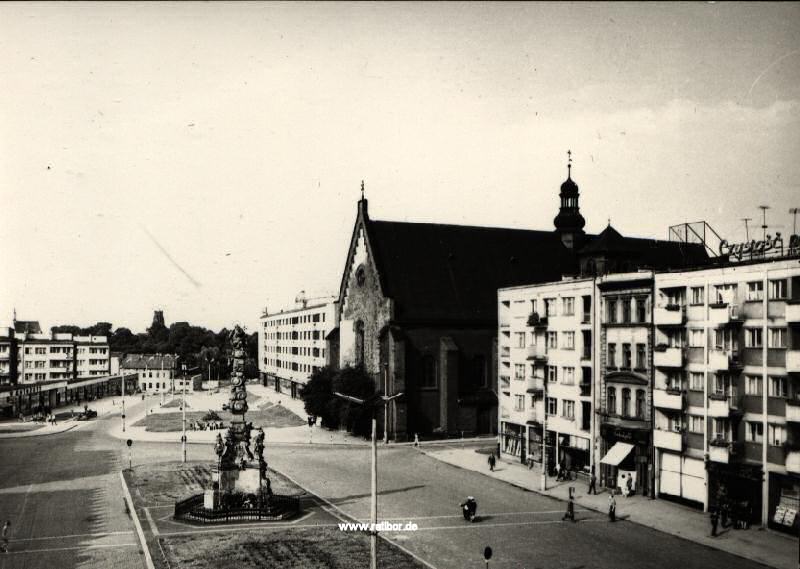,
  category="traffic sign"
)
[126,439,133,447]
[483,546,492,560]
